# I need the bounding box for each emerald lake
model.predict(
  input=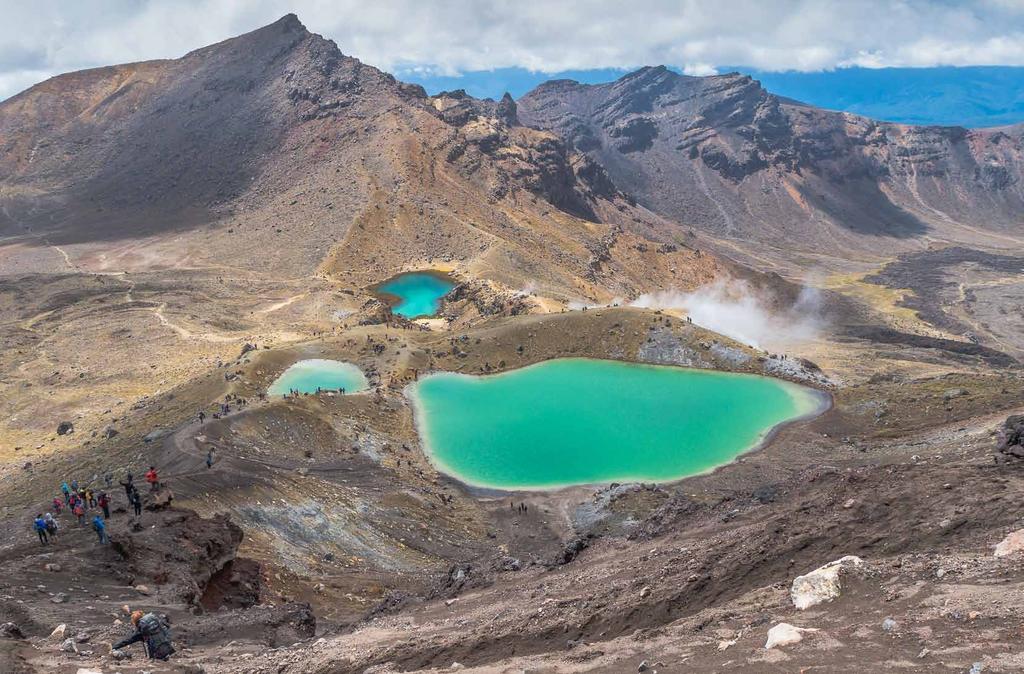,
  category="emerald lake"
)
[373,271,455,319]
[409,358,826,490]
[267,359,368,397]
